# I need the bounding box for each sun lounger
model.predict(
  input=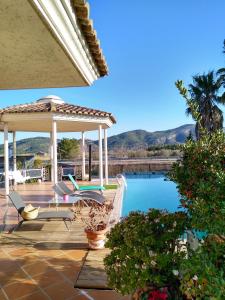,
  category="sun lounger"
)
[68,174,105,191]
[8,191,74,231]
[53,183,105,205]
